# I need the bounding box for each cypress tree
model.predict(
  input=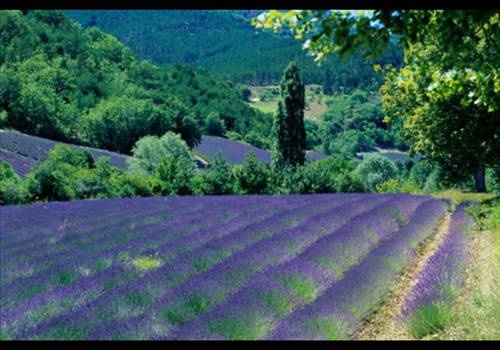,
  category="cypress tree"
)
[273,62,306,169]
